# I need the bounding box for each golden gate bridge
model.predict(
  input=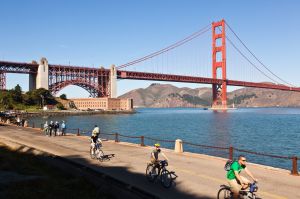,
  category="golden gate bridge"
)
[0,19,299,109]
